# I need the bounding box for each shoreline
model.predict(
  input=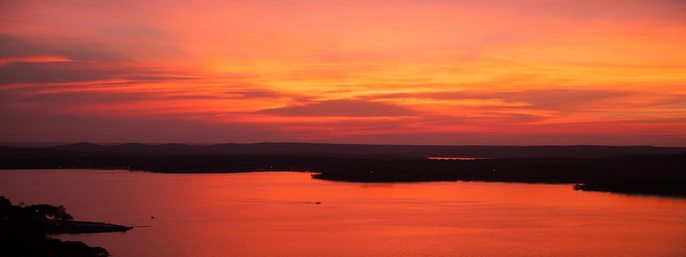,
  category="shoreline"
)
[1,146,684,197]
[45,220,133,234]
